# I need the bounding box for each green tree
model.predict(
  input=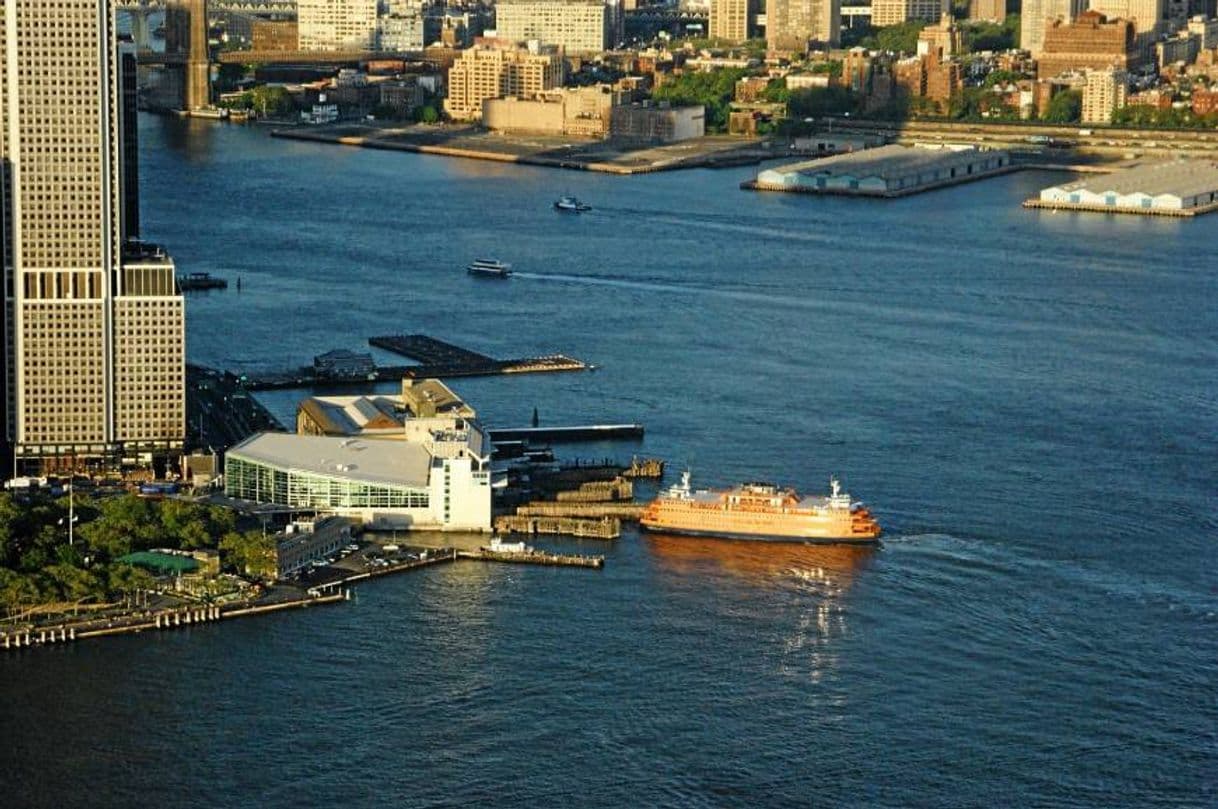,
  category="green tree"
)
[249,85,296,118]
[964,15,1021,53]
[1042,89,1082,123]
[0,568,39,616]
[106,564,158,601]
[983,69,1024,88]
[44,563,103,603]
[216,63,248,92]
[0,493,22,568]
[860,21,928,55]
[418,105,439,124]
[219,531,277,580]
[651,67,749,132]
[761,78,790,104]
